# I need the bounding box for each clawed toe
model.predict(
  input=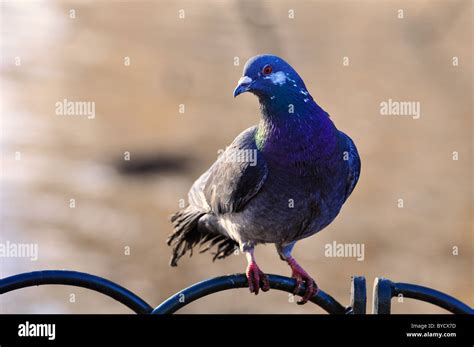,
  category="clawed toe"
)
[287,257,319,305]
[294,277,318,305]
[246,262,270,295]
